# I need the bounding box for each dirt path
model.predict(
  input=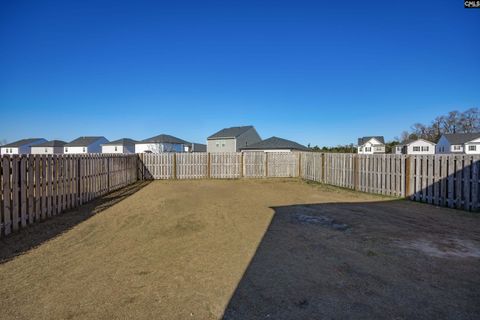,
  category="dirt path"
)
[0,179,479,319]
